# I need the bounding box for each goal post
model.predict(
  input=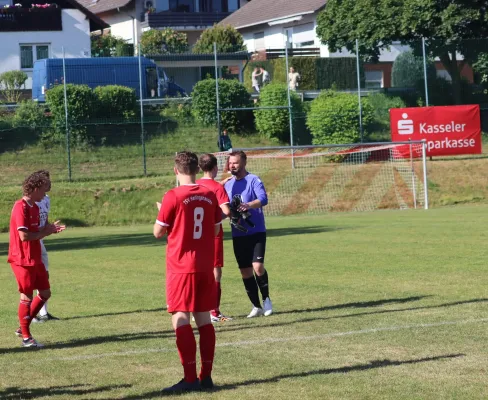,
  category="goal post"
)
[215,141,428,216]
